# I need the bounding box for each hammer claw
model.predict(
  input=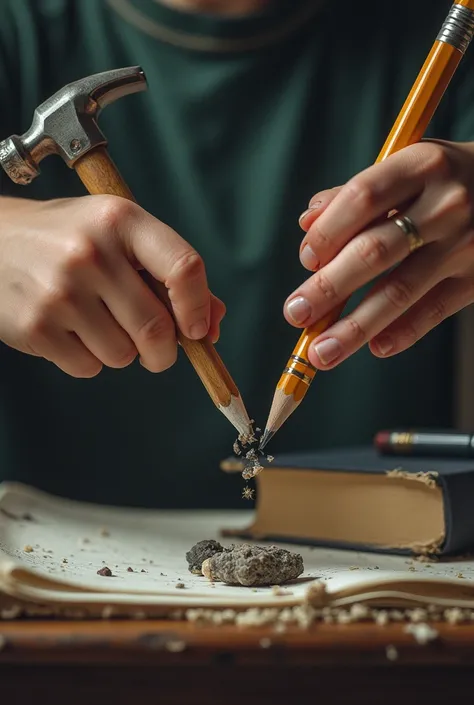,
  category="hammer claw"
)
[0,66,147,184]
